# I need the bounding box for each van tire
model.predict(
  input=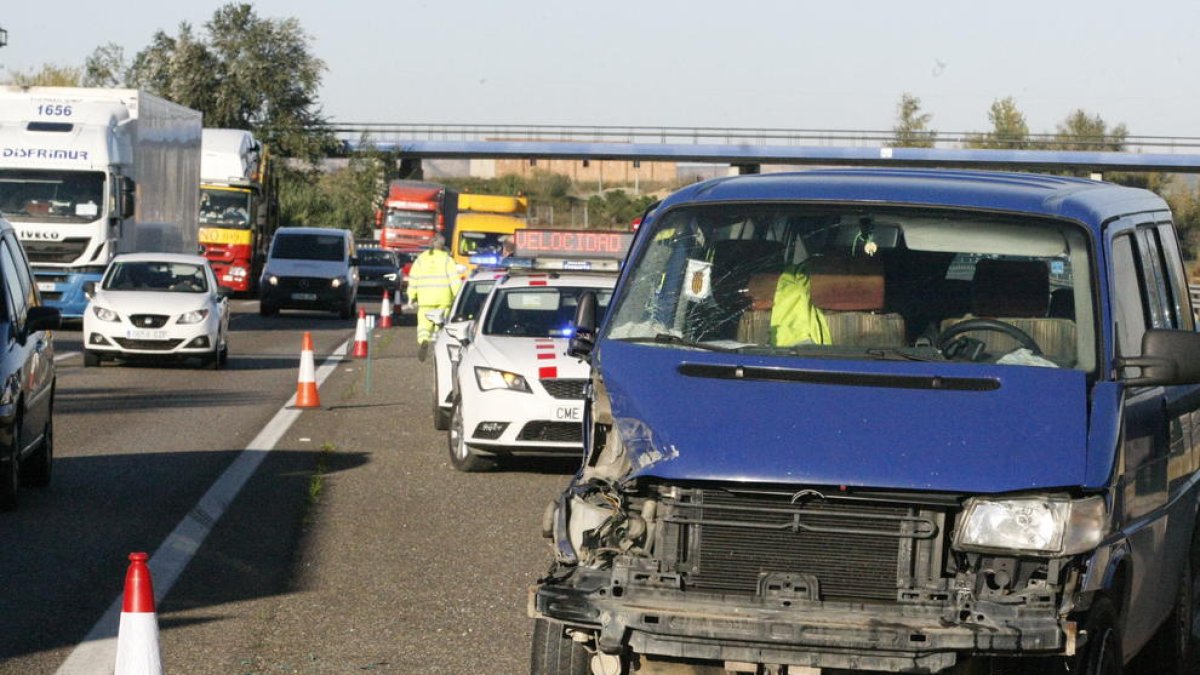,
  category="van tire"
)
[1138,534,1200,674]
[22,414,52,488]
[259,302,277,317]
[529,619,589,675]
[339,301,355,320]
[1073,597,1122,675]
